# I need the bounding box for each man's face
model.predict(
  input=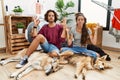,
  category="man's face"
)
[47,12,55,23]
